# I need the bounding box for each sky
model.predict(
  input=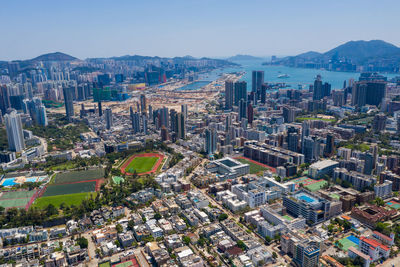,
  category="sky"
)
[1,0,399,61]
